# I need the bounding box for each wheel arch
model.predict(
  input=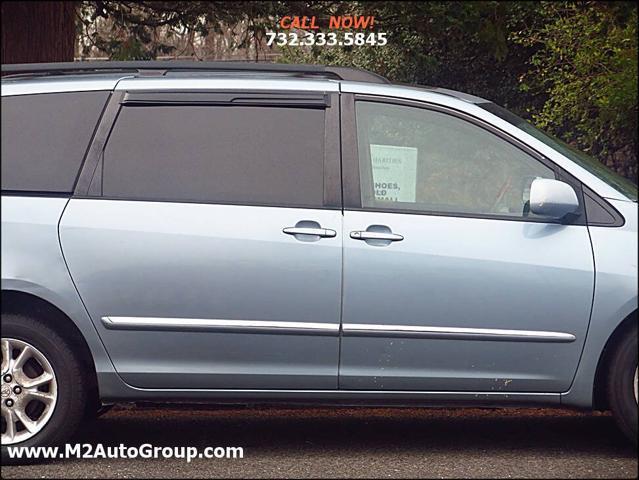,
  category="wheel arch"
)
[1,289,100,412]
[593,309,638,410]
